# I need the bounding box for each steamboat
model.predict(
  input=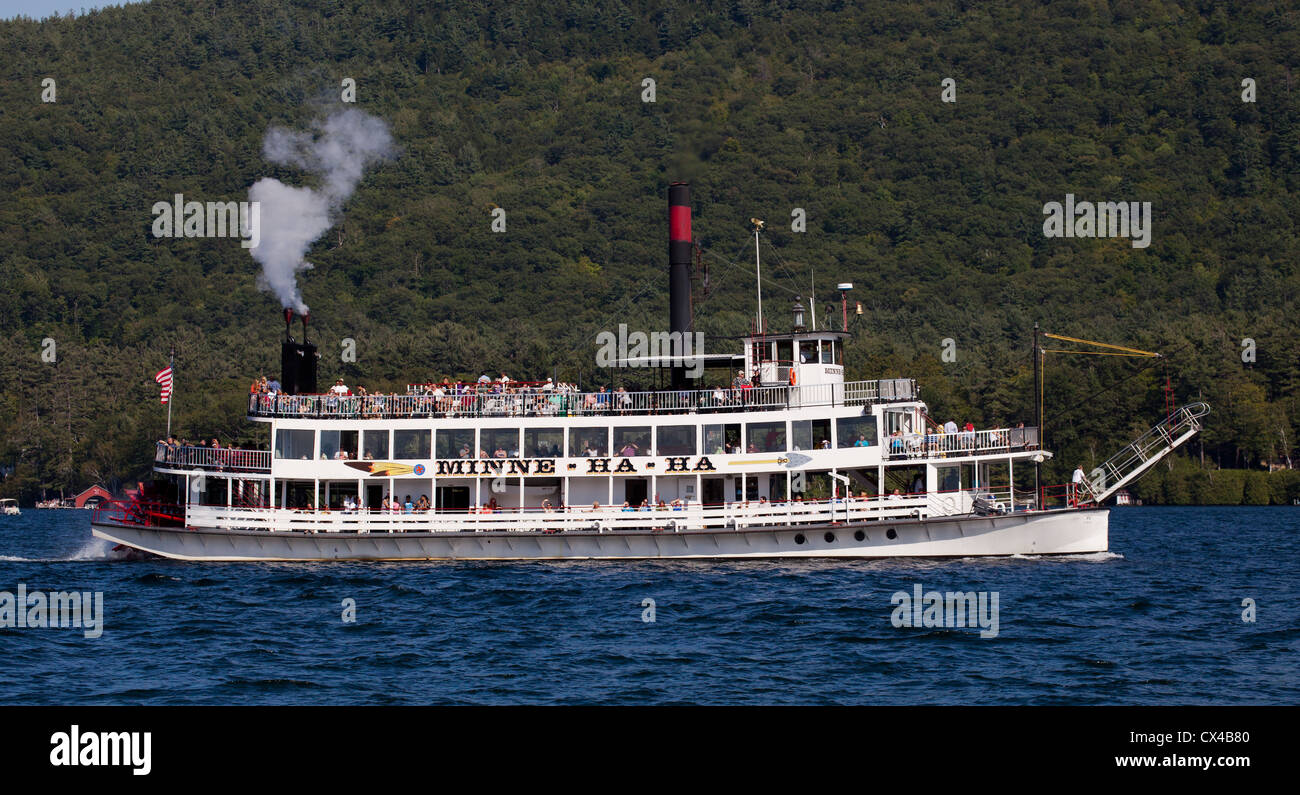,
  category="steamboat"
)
[92,184,1207,561]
